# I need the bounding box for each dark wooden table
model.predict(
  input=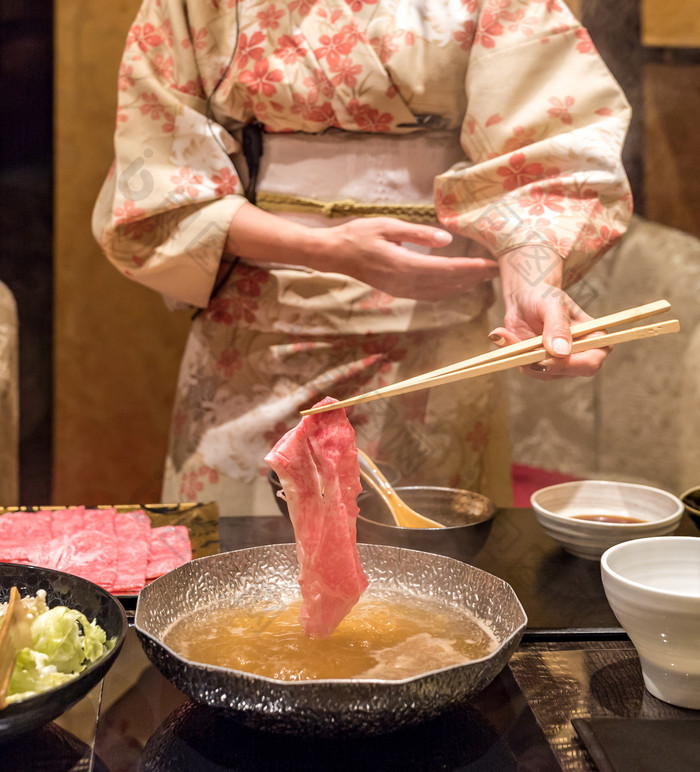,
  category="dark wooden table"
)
[1,510,698,771]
